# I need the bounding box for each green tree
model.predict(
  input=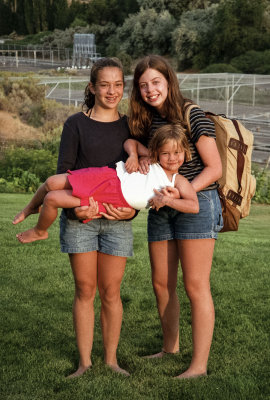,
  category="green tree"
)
[112,7,176,58]
[86,0,139,26]
[137,0,219,18]
[67,0,88,27]
[0,0,14,34]
[51,0,69,30]
[172,5,218,70]
[209,0,270,64]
